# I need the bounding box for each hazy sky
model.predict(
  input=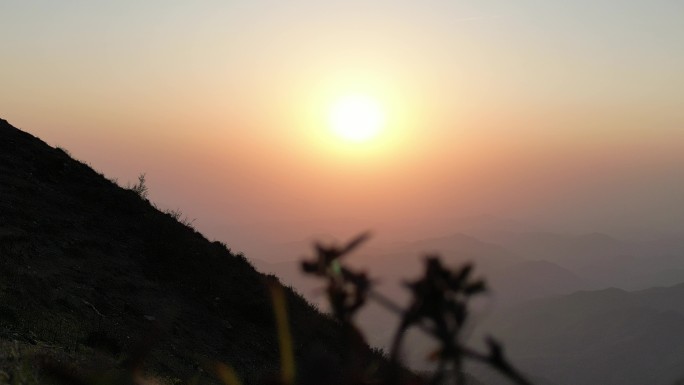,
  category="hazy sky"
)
[2,1,683,253]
